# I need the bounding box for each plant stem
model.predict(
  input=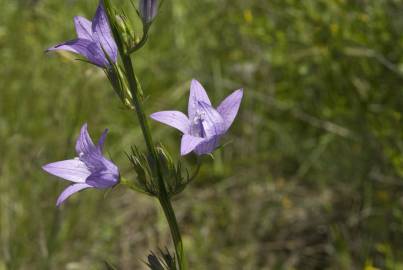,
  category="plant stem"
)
[121,53,186,270]
[159,196,185,270]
